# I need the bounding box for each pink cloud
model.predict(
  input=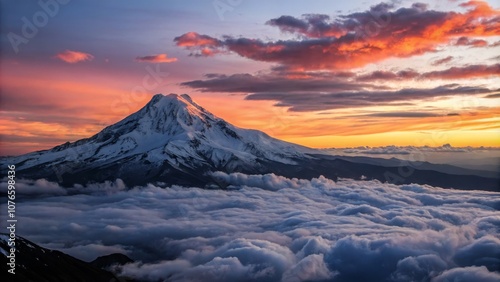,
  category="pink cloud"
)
[54,50,94,63]
[174,32,221,48]
[135,54,178,63]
